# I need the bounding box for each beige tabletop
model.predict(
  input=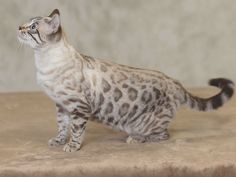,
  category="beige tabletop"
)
[0,88,236,175]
